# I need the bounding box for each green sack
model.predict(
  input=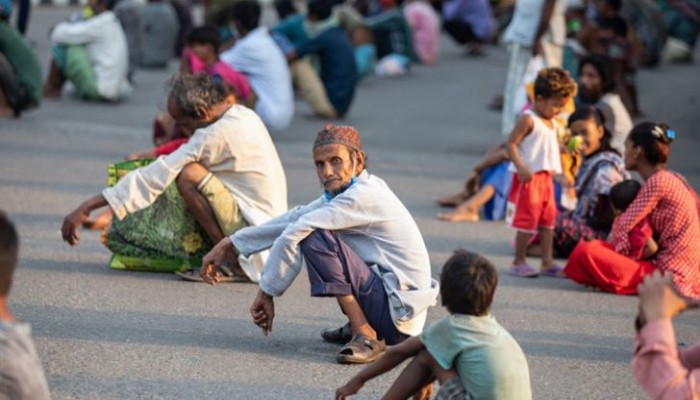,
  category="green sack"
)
[104,159,213,272]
